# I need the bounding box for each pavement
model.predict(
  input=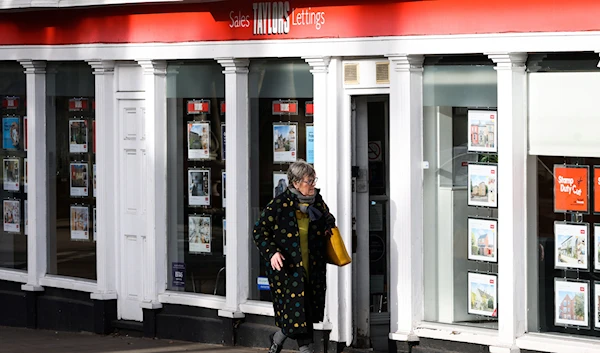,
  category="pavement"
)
[0,326,270,353]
